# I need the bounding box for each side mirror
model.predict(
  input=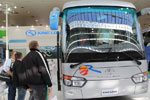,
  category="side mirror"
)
[49,7,60,30]
[137,8,150,17]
